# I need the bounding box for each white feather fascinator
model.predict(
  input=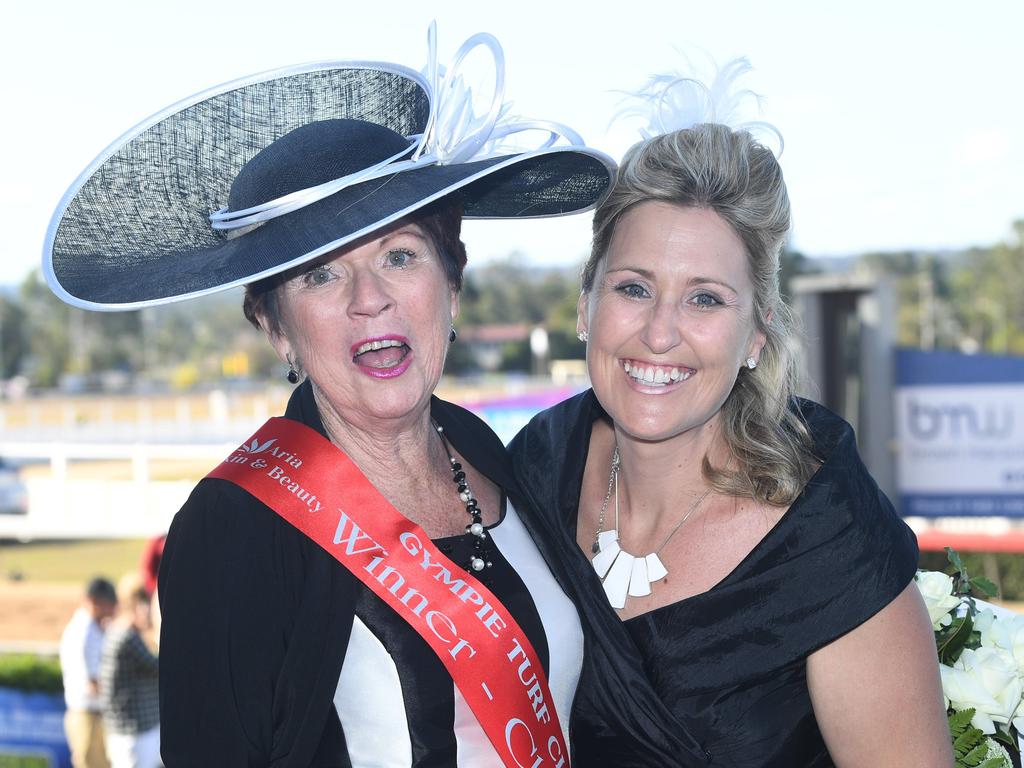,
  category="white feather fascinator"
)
[615,54,783,155]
